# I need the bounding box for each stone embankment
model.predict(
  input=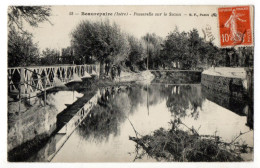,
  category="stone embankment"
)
[201,67,252,100]
[117,70,155,83]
